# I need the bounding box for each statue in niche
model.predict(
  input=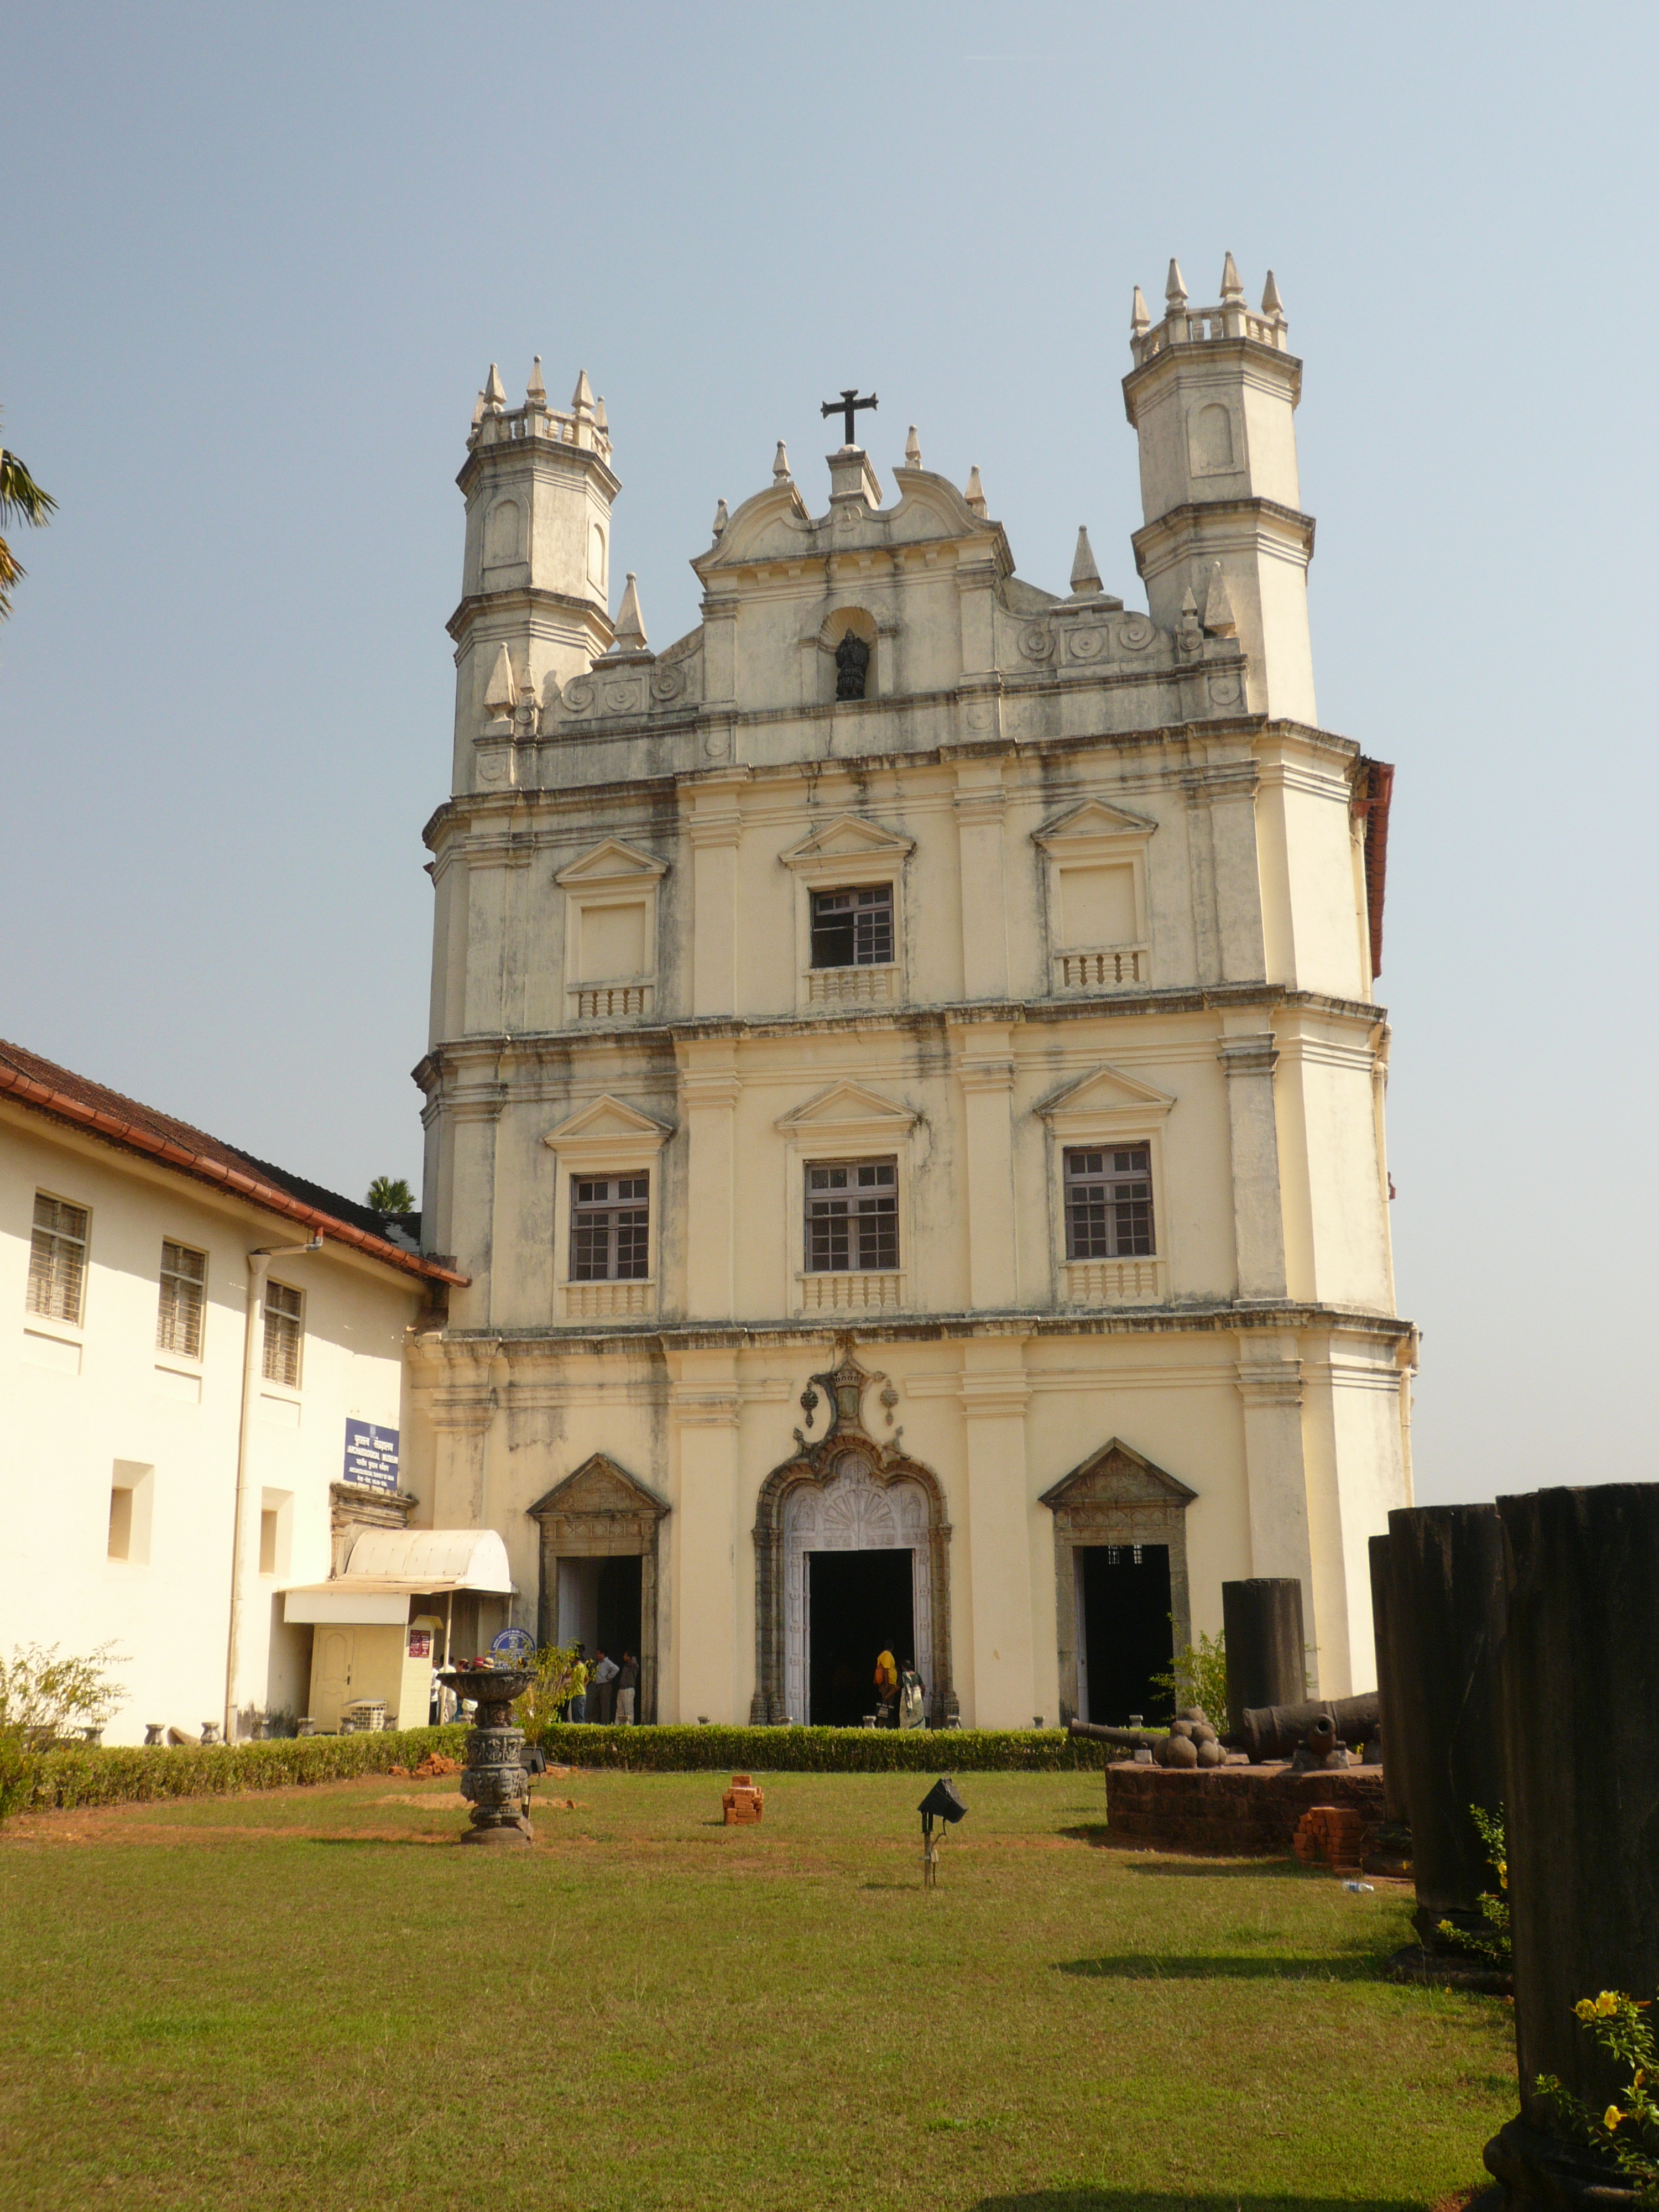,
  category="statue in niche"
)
[834,632,870,702]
